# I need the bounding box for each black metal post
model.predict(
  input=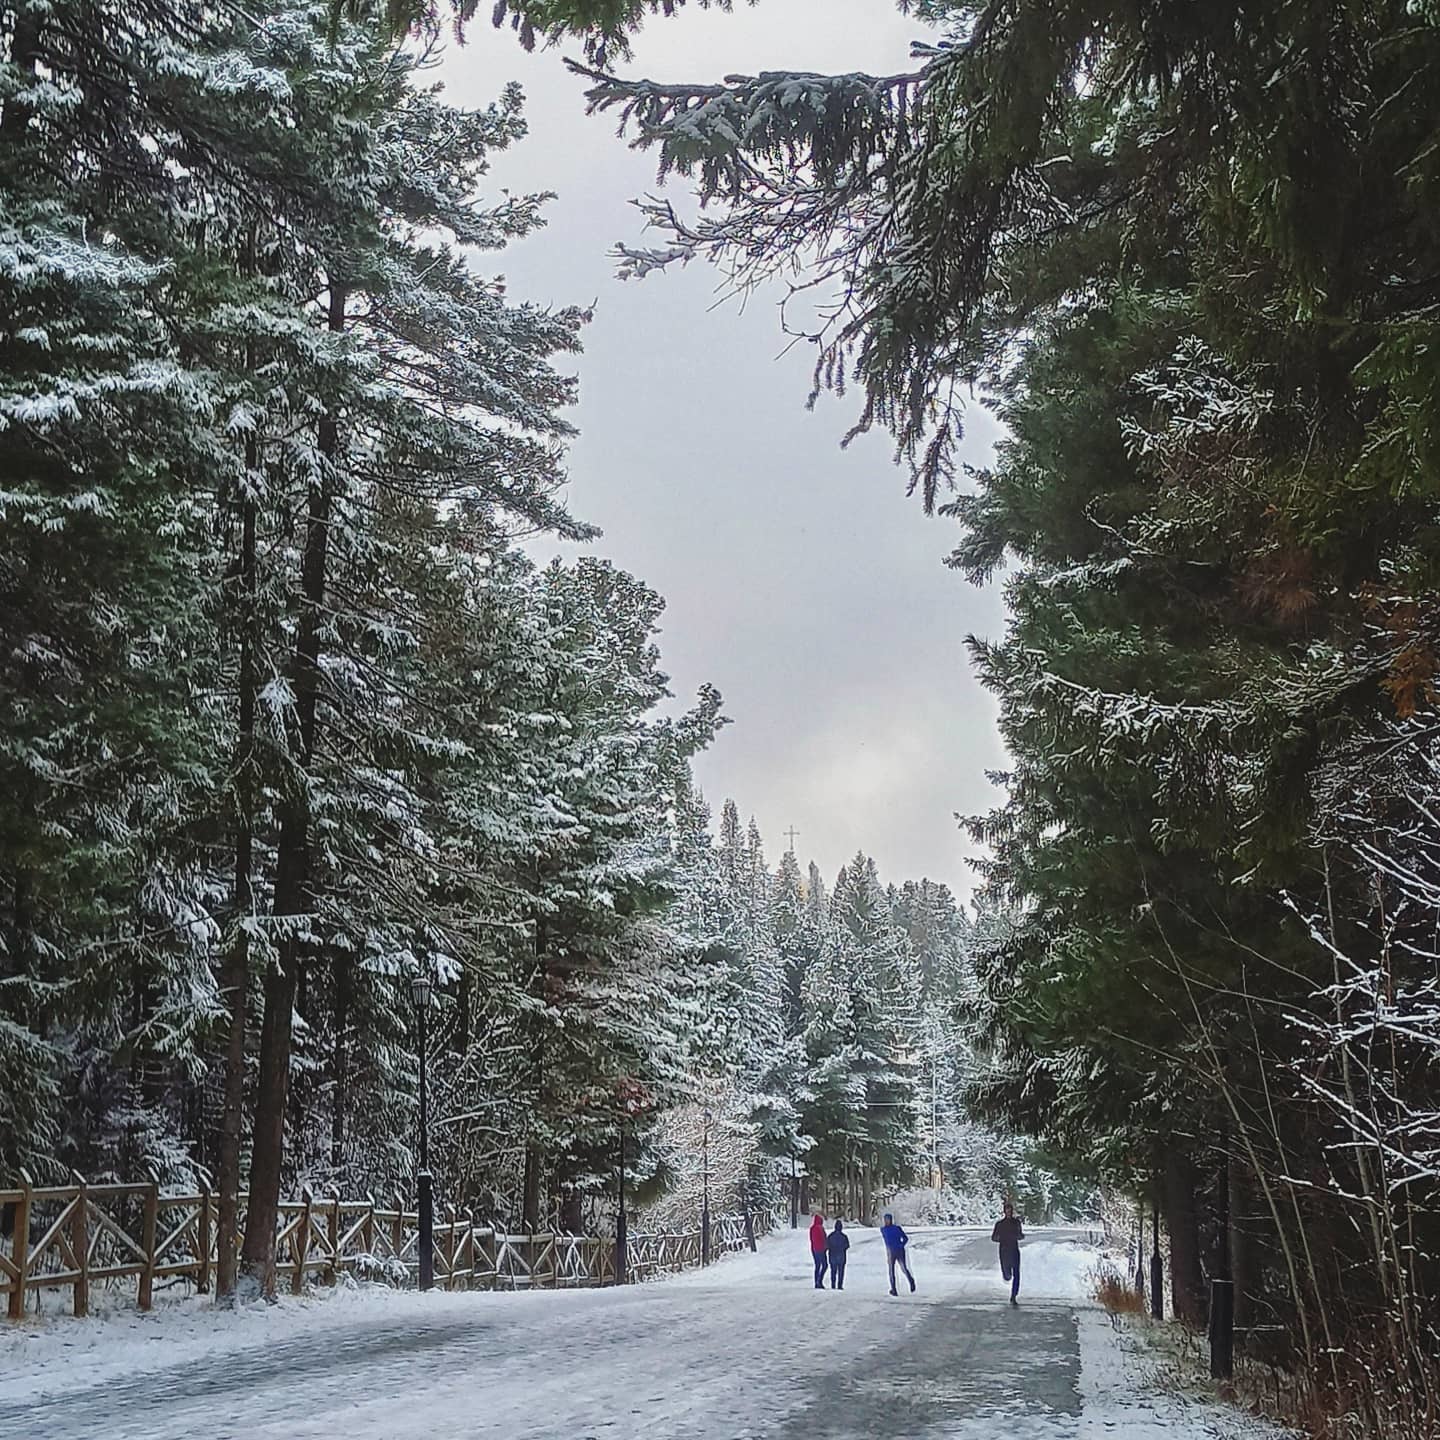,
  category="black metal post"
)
[701,1111,711,1267]
[1209,1279,1235,1378]
[615,1123,628,1285]
[790,1154,799,1230]
[417,992,433,1293]
[1150,1198,1164,1320]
